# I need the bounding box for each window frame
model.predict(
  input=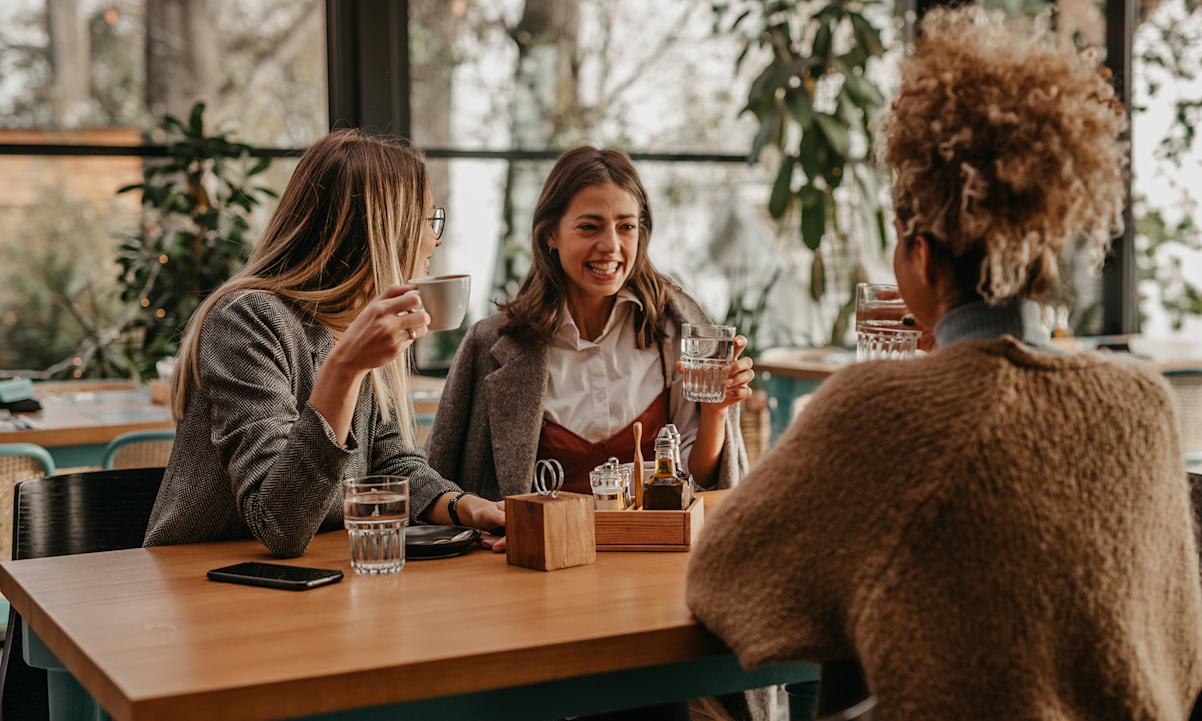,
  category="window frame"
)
[0,0,1141,334]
